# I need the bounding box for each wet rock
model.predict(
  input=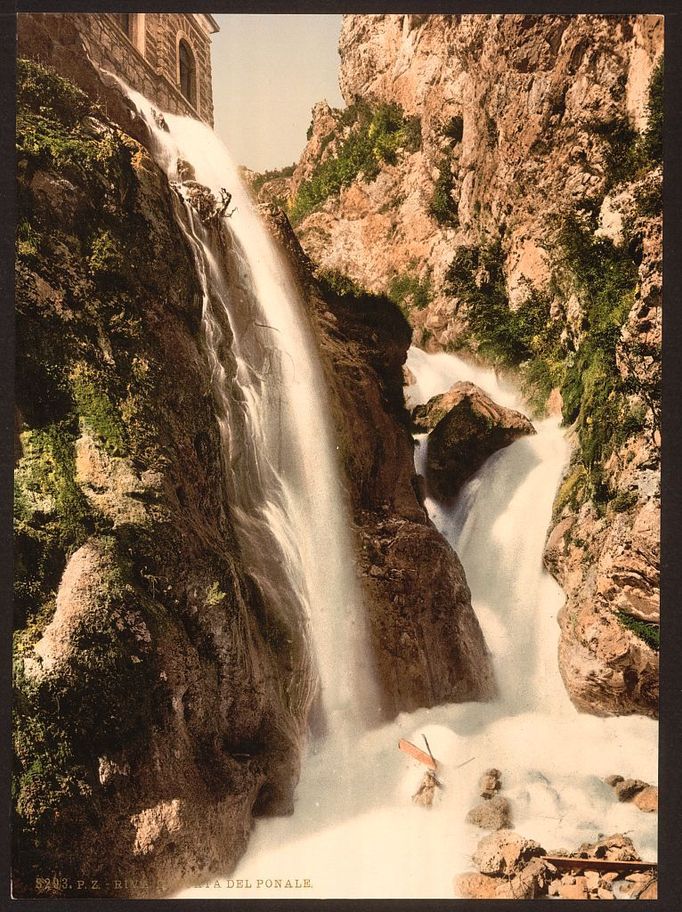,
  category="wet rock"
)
[638,879,658,899]
[412,770,442,808]
[466,795,511,830]
[576,833,641,862]
[177,158,195,182]
[416,382,535,501]
[455,872,512,899]
[613,777,648,801]
[479,767,501,798]
[633,785,658,812]
[558,875,588,899]
[472,830,545,877]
